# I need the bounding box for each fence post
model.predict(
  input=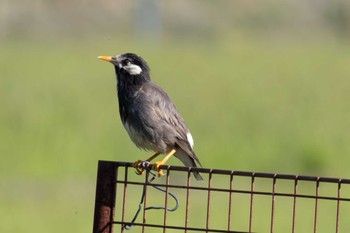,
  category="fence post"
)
[93,161,117,233]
